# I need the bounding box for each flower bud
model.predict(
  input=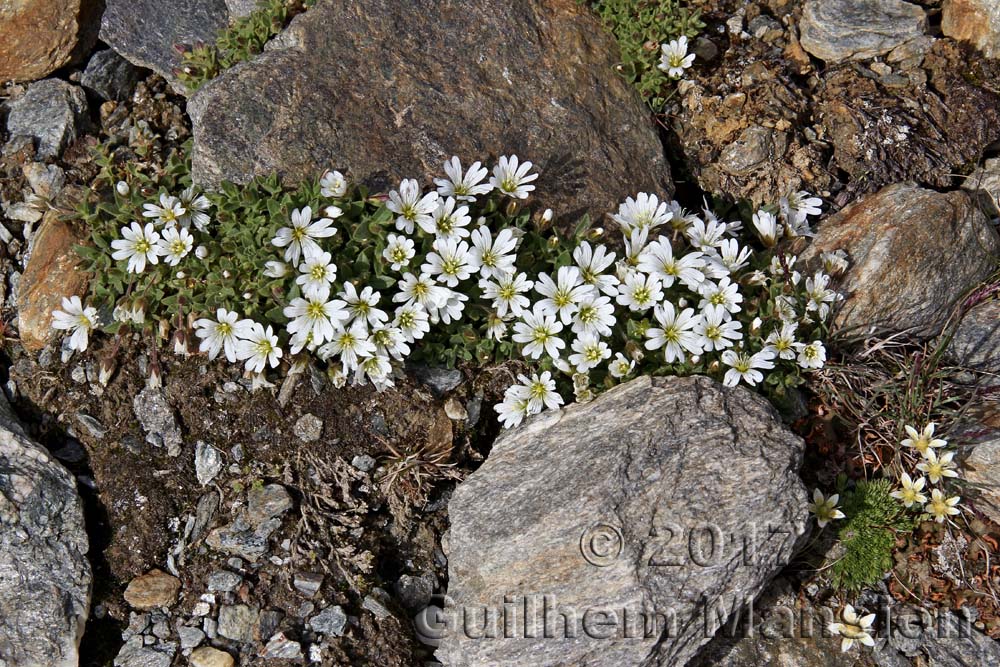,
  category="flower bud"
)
[195,245,208,260]
[542,208,553,223]
[176,271,186,279]
[172,328,190,357]
[222,270,232,279]
[264,261,287,278]
[115,181,130,196]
